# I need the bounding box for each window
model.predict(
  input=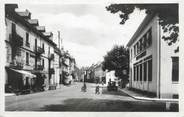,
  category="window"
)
[16,48,21,56]
[148,59,152,81]
[143,35,147,49]
[140,64,142,81]
[26,33,30,47]
[147,29,152,47]
[48,46,50,55]
[134,45,136,56]
[42,43,45,53]
[137,42,140,54]
[42,59,45,67]
[140,39,143,51]
[144,62,147,81]
[12,23,16,33]
[137,66,139,81]
[172,57,179,82]
[133,28,152,56]
[26,52,29,65]
[134,66,136,81]
[42,43,45,50]
[130,49,132,60]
